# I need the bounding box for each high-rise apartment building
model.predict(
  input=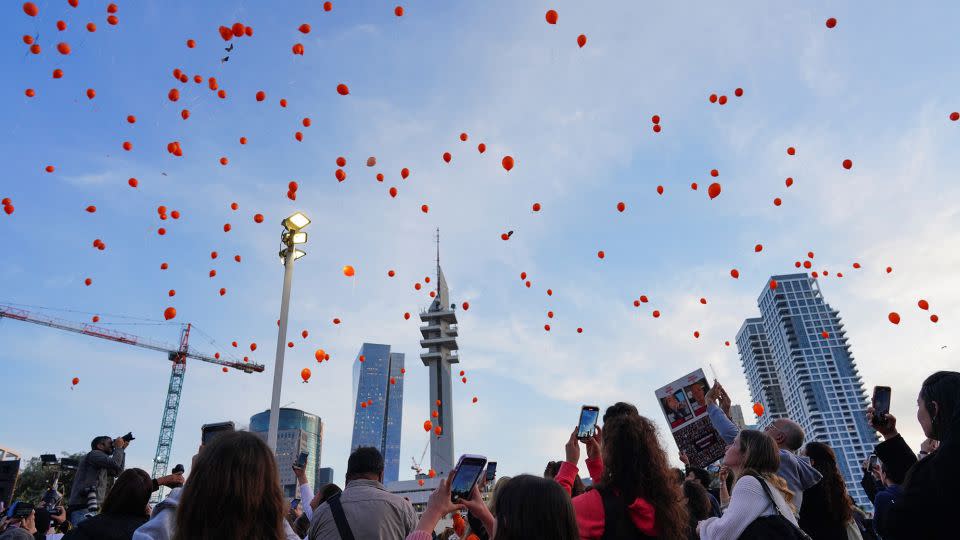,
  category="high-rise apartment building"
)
[737,273,878,507]
[351,343,405,483]
[729,404,747,430]
[250,408,323,497]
